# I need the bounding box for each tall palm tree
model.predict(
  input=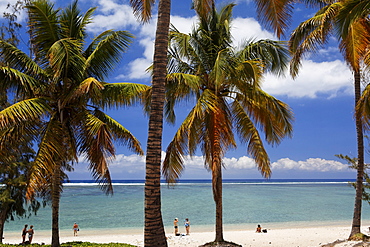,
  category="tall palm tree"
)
[162,4,293,245]
[0,1,148,246]
[289,1,370,238]
[129,1,213,246]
